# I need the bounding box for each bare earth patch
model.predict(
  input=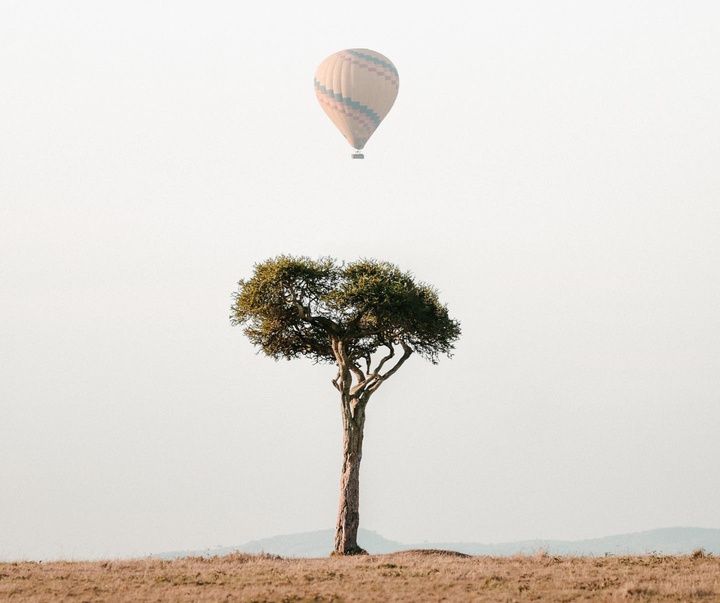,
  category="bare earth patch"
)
[1,551,718,602]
